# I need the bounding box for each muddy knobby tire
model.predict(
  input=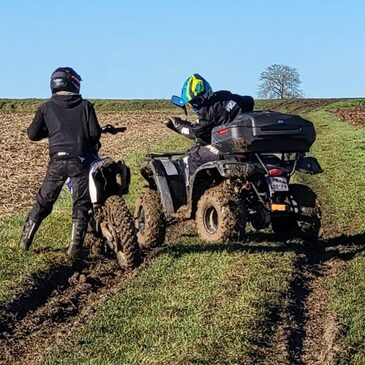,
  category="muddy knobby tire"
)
[103,195,140,269]
[196,184,246,243]
[272,184,321,242]
[134,188,166,248]
[291,183,321,241]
